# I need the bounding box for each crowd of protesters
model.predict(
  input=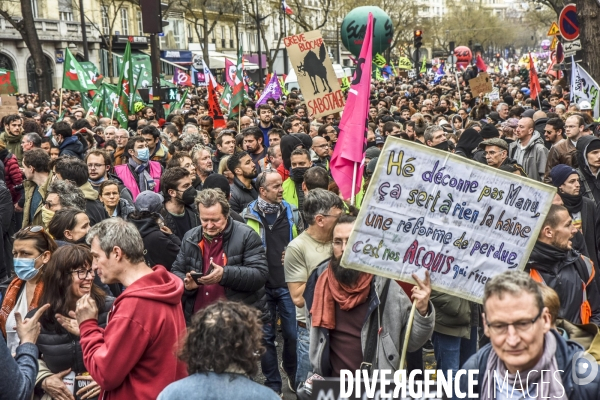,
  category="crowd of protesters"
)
[1,66,600,400]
